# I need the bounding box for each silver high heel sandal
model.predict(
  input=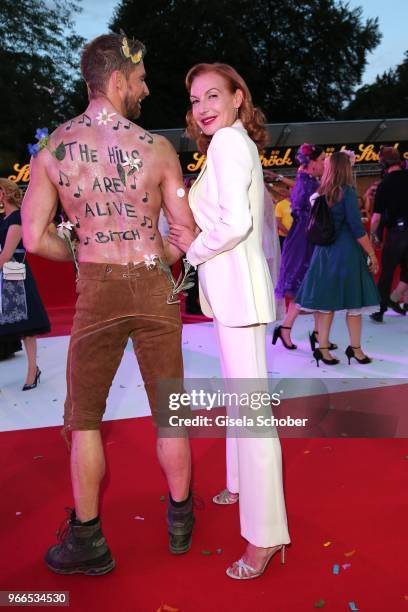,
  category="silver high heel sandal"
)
[226,544,286,580]
[212,488,239,505]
